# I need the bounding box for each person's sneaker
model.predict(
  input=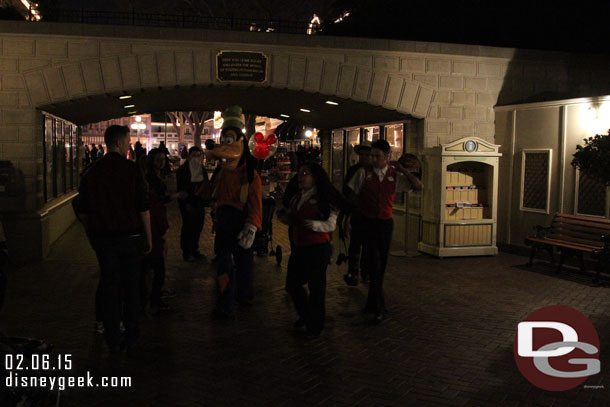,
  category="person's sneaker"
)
[303,330,321,340]
[212,308,235,321]
[95,321,104,335]
[343,273,358,286]
[160,289,177,299]
[239,299,253,308]
[293,318,306,329]
[193,252,207,261]
[151,299,171,311]
[119,321,125,333]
